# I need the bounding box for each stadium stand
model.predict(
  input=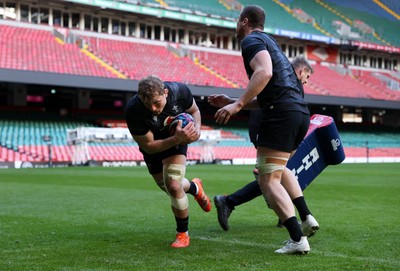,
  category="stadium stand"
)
[288,0,383,45]
[1,22,398,101]
[163,0,239,19]
[352,70,400,100]
[241,0,322,35]
[0,25,119,78]
[1,108,398,164]
[0,1,398,167]
[309,63,400,100]
[325,0,399,21]
[194,50,248,88]
[380,0,400,15]
[324,0,400,46]
[82,36,233,87]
